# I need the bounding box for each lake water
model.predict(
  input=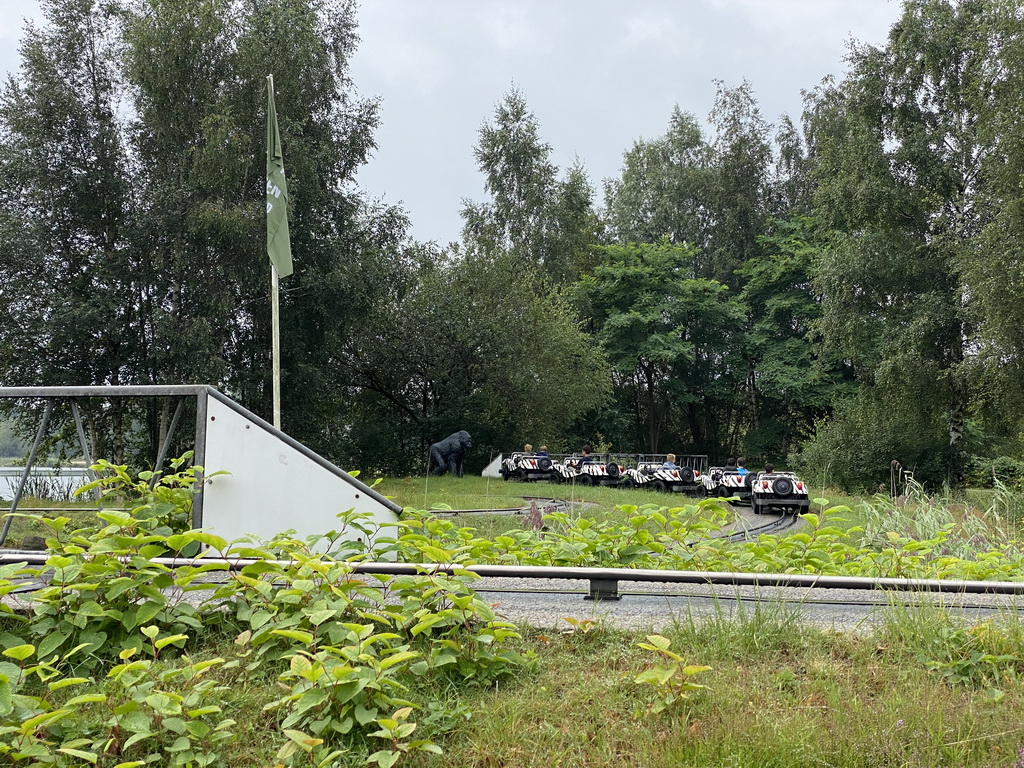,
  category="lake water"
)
[0,467,92,501]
